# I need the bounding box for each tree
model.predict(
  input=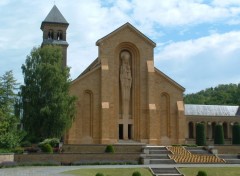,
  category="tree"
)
[184,83,240,105]
[21,46,76,140]
[0,71,24,149]
[232,123,240,144]
[214,124,224,144]
[196,123,206,146]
